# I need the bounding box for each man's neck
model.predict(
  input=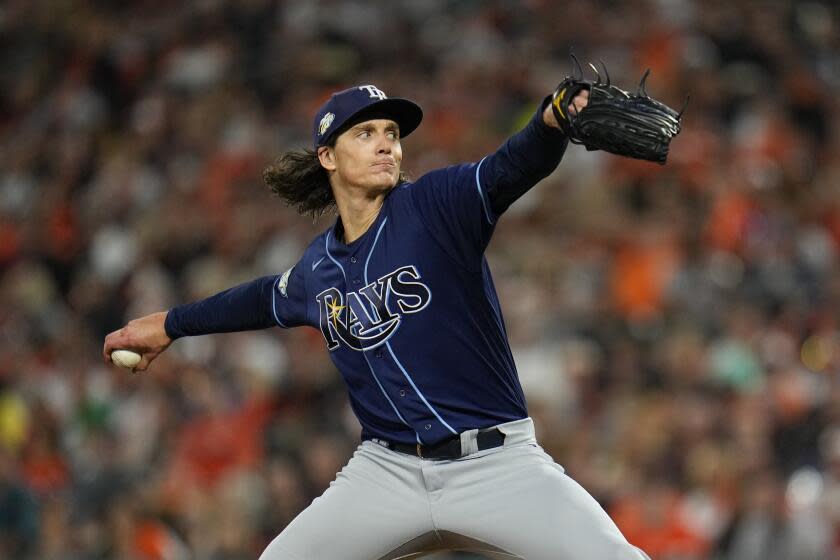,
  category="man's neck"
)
[333,185,390,244]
